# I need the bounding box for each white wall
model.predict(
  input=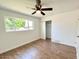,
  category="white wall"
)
[52,11,79,59]
[52,9,79,47]
[46,21,51,38]
[41,21,46,39]
[0,9,41,54]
